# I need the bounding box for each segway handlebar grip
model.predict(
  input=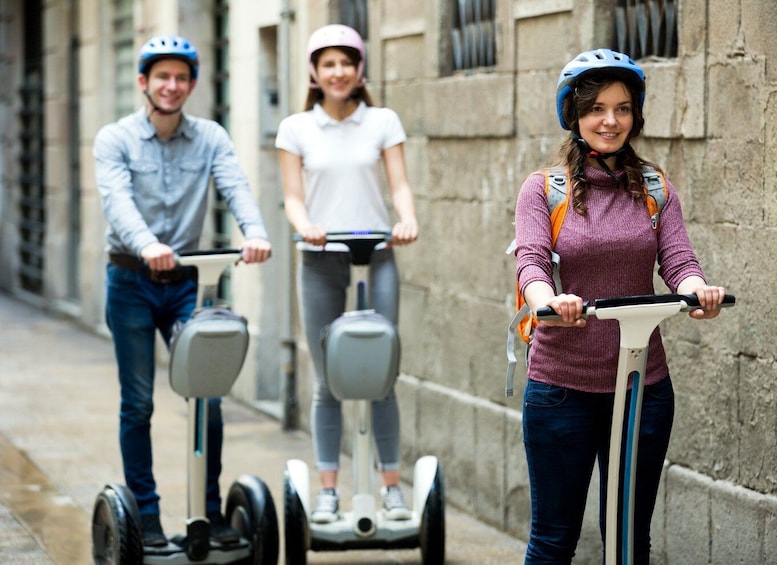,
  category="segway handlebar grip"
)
[535,293,736,321]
